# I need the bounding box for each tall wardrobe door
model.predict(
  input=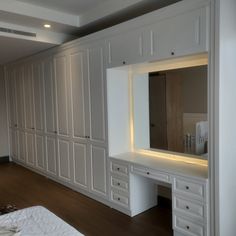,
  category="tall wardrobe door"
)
[15,67,25,129]
[46,136,57,176]
[24,64,35,130]
[70,51,87,139]
[18,131,26,163]
[90,145,107,197]
[54,54,71,137]
[26,132,35,166]
[8,70,17,128]
[43,58,56,134]
[10,129,18,160]
[88,45,106,143]
[33,63,44,132]
[35,134,45,170]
